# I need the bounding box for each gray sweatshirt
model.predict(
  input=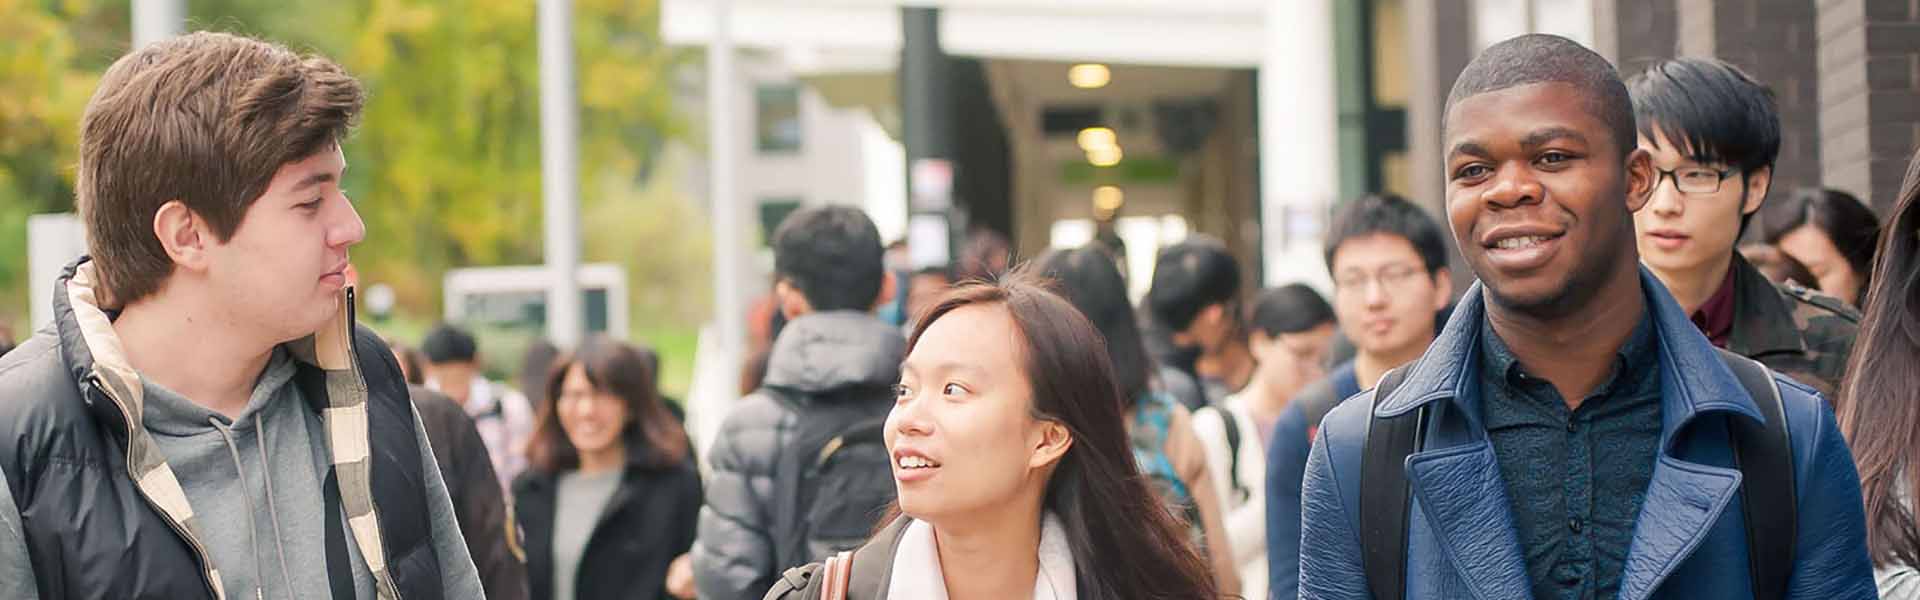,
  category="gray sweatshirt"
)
[0,348,484,599]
